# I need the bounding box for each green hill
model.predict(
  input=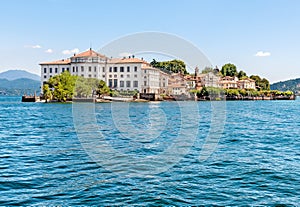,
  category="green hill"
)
[0,78,40,96]
[0,70,40,81]
[270,78,300,93]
